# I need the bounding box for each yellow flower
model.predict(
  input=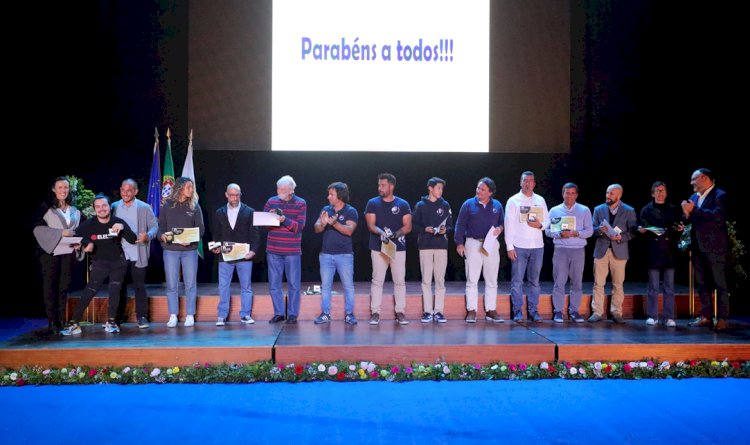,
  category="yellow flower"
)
[711,361,719,367]
[173,367,180,374]
[110,372,118,379]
